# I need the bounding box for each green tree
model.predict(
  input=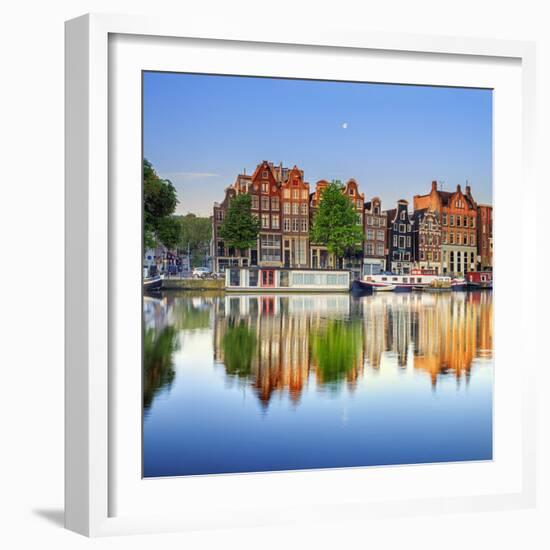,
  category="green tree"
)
[155,216,182,250]
[175,213,213,267]
[310,181,363,267]
[219,194,260,253]
[143,158,179,249]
